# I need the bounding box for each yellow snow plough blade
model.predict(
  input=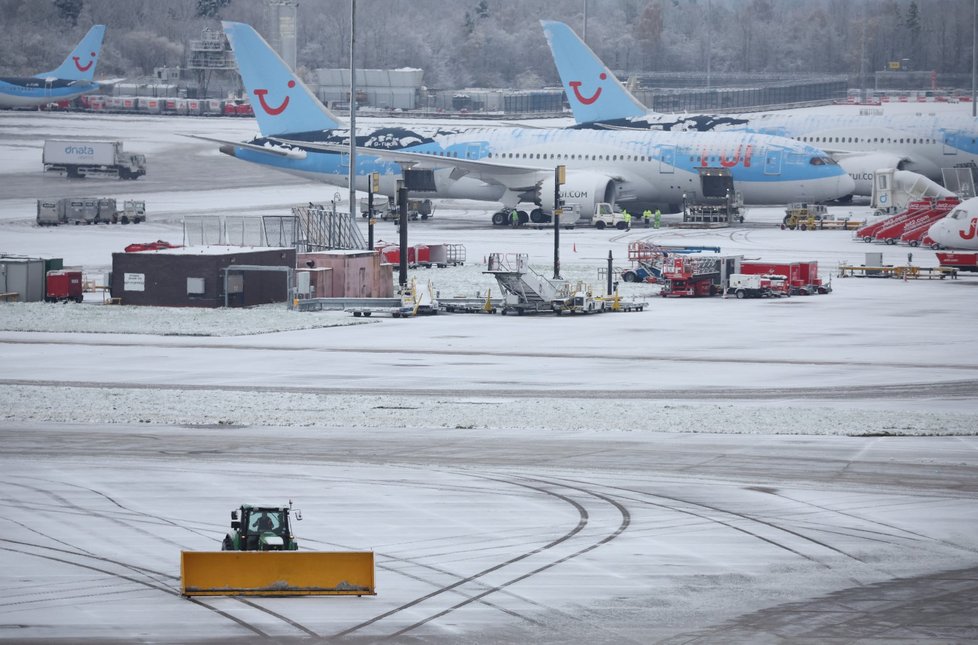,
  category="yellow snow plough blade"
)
[180,551,376,597]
